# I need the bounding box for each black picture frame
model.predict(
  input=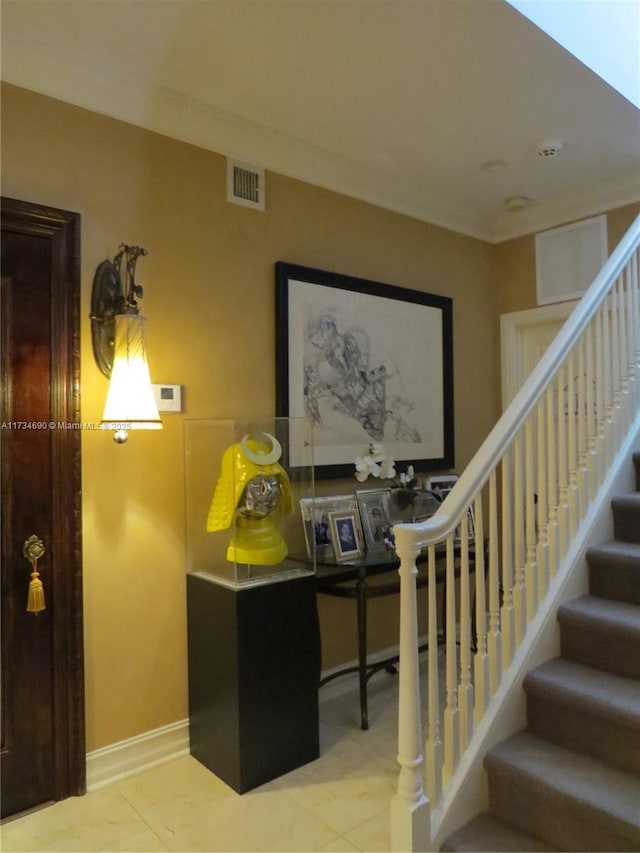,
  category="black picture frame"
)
[276,262,454,479]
